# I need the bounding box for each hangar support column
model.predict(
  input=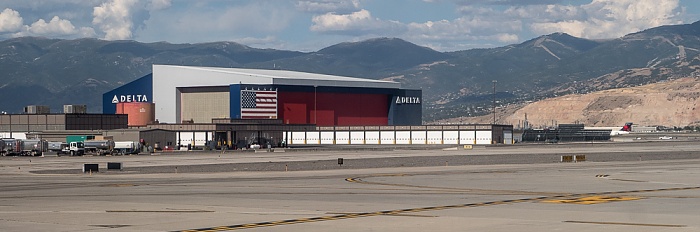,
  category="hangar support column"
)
[227,130,232,148]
